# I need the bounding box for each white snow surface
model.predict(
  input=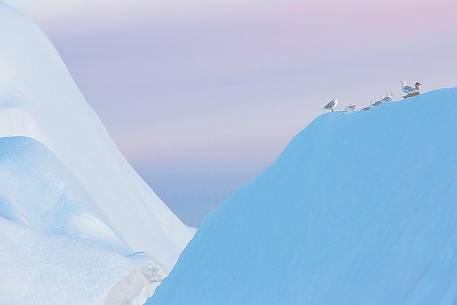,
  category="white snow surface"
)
[0,2,194,304]
[0,217,160,305]
[149,89,457,305]
[0,1,194,271]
